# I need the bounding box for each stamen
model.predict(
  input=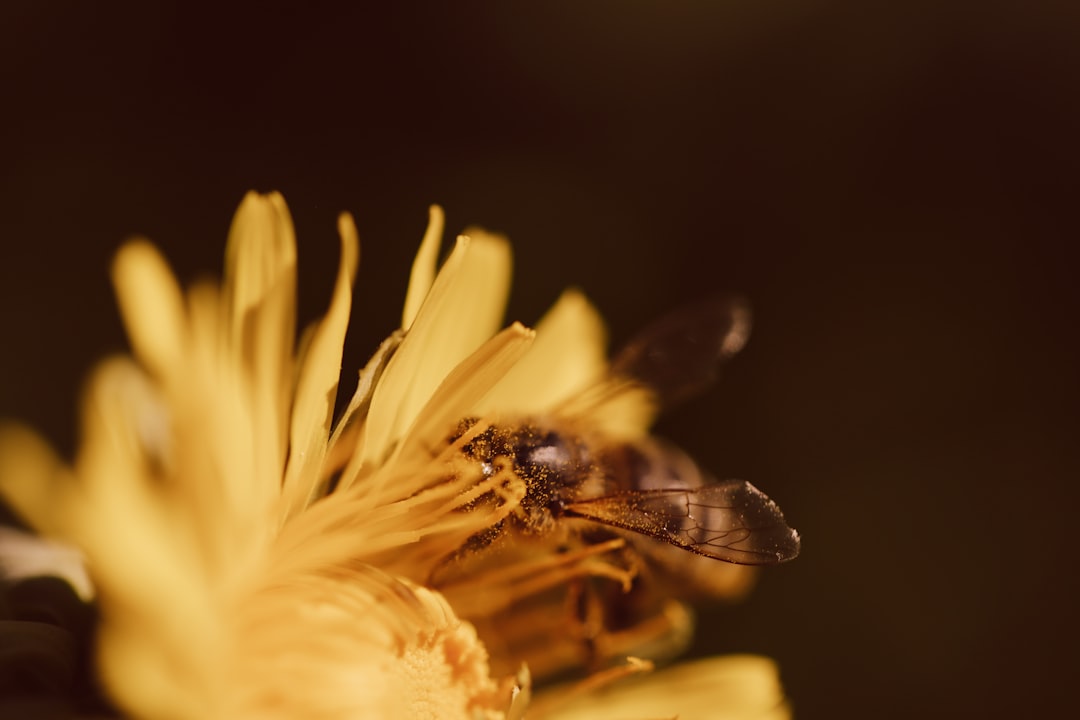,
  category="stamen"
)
[438,538,633,617]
